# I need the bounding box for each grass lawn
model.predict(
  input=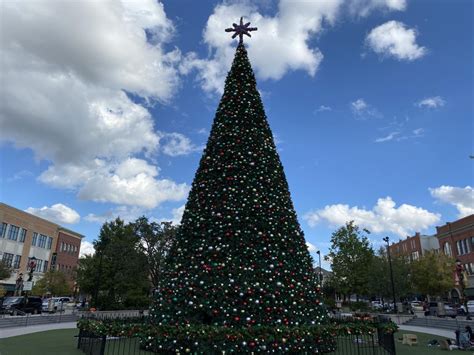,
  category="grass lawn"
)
[395,330,469,355]
[0,328,471,355]
[0,329,82,355]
